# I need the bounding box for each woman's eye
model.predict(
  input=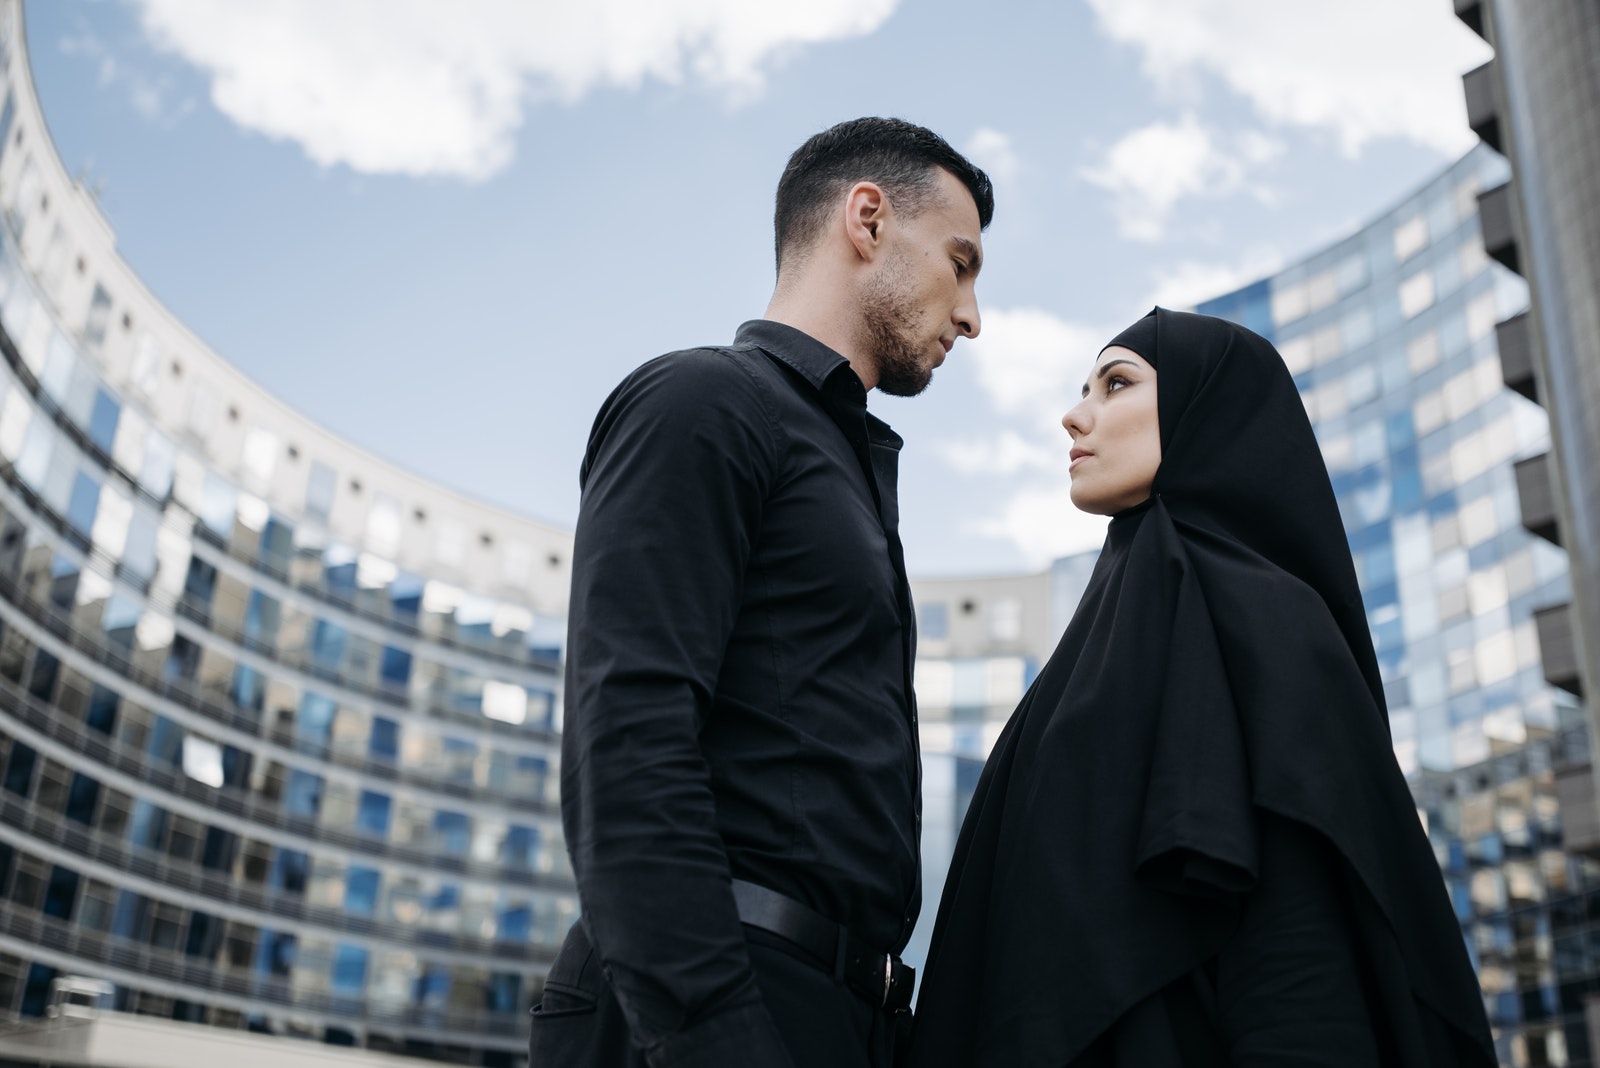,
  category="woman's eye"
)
[1106,375,1130,393]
